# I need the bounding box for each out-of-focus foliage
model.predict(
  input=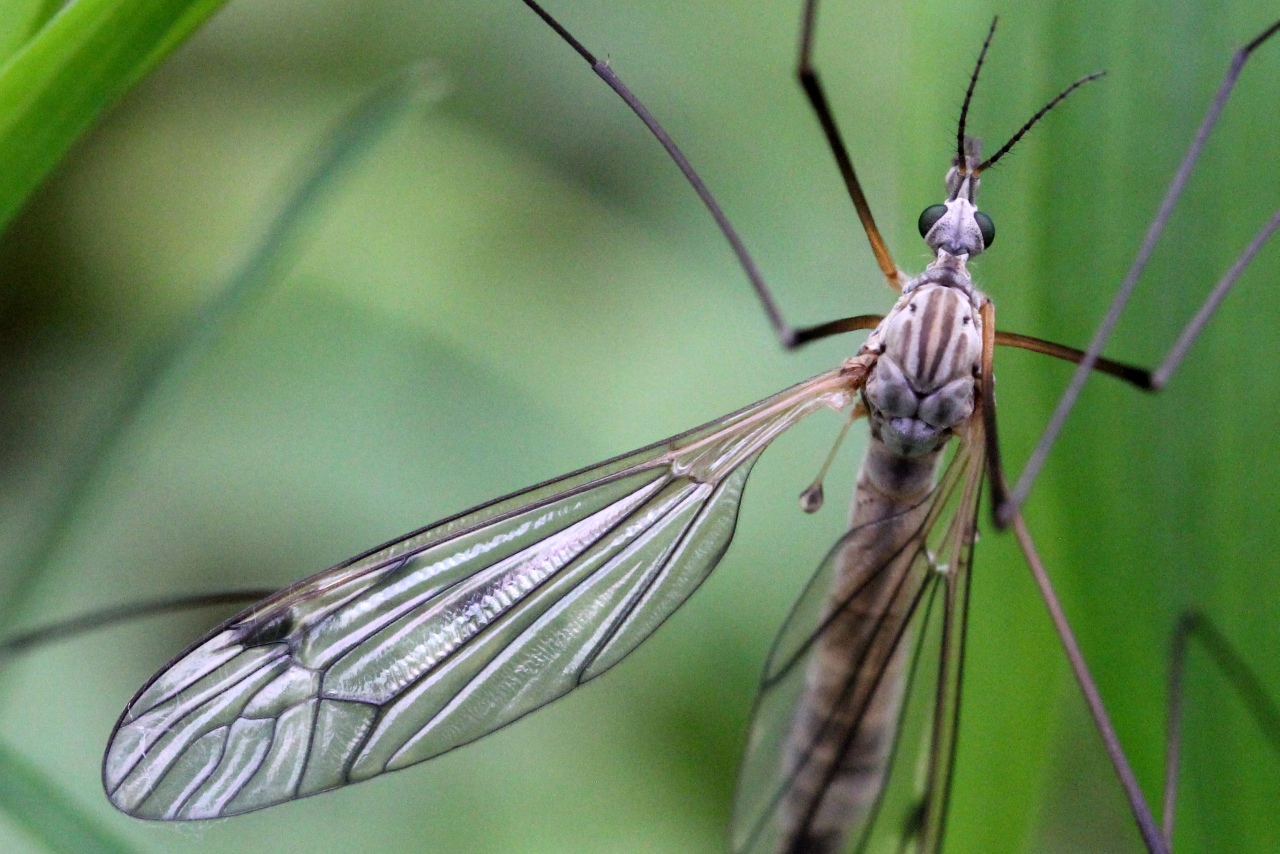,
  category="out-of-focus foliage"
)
[0,0,231,229]
[0,743,132,853]
[0,1,1276,853]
